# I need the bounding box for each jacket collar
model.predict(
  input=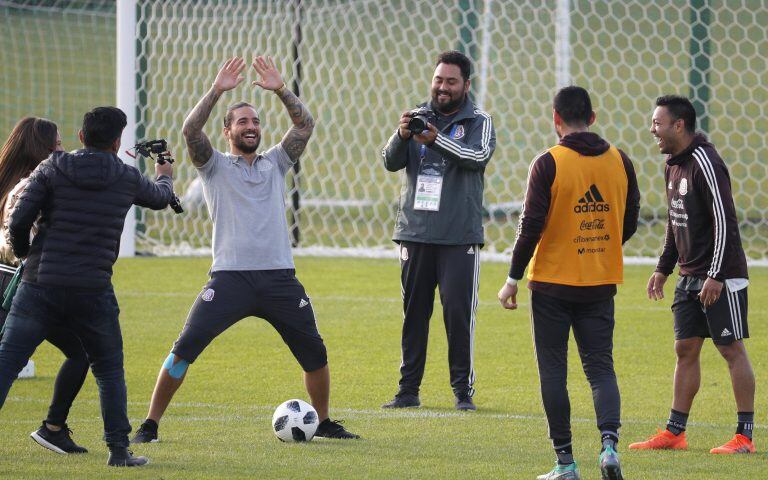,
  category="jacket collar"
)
[666,133,710,166]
